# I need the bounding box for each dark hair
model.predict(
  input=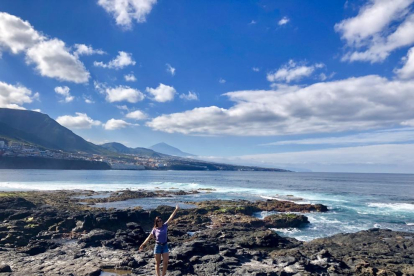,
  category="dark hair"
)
[153,216,163,228]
